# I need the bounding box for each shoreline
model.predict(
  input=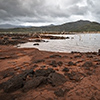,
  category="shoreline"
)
[0,33,100,100]
[0,31,100,34]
